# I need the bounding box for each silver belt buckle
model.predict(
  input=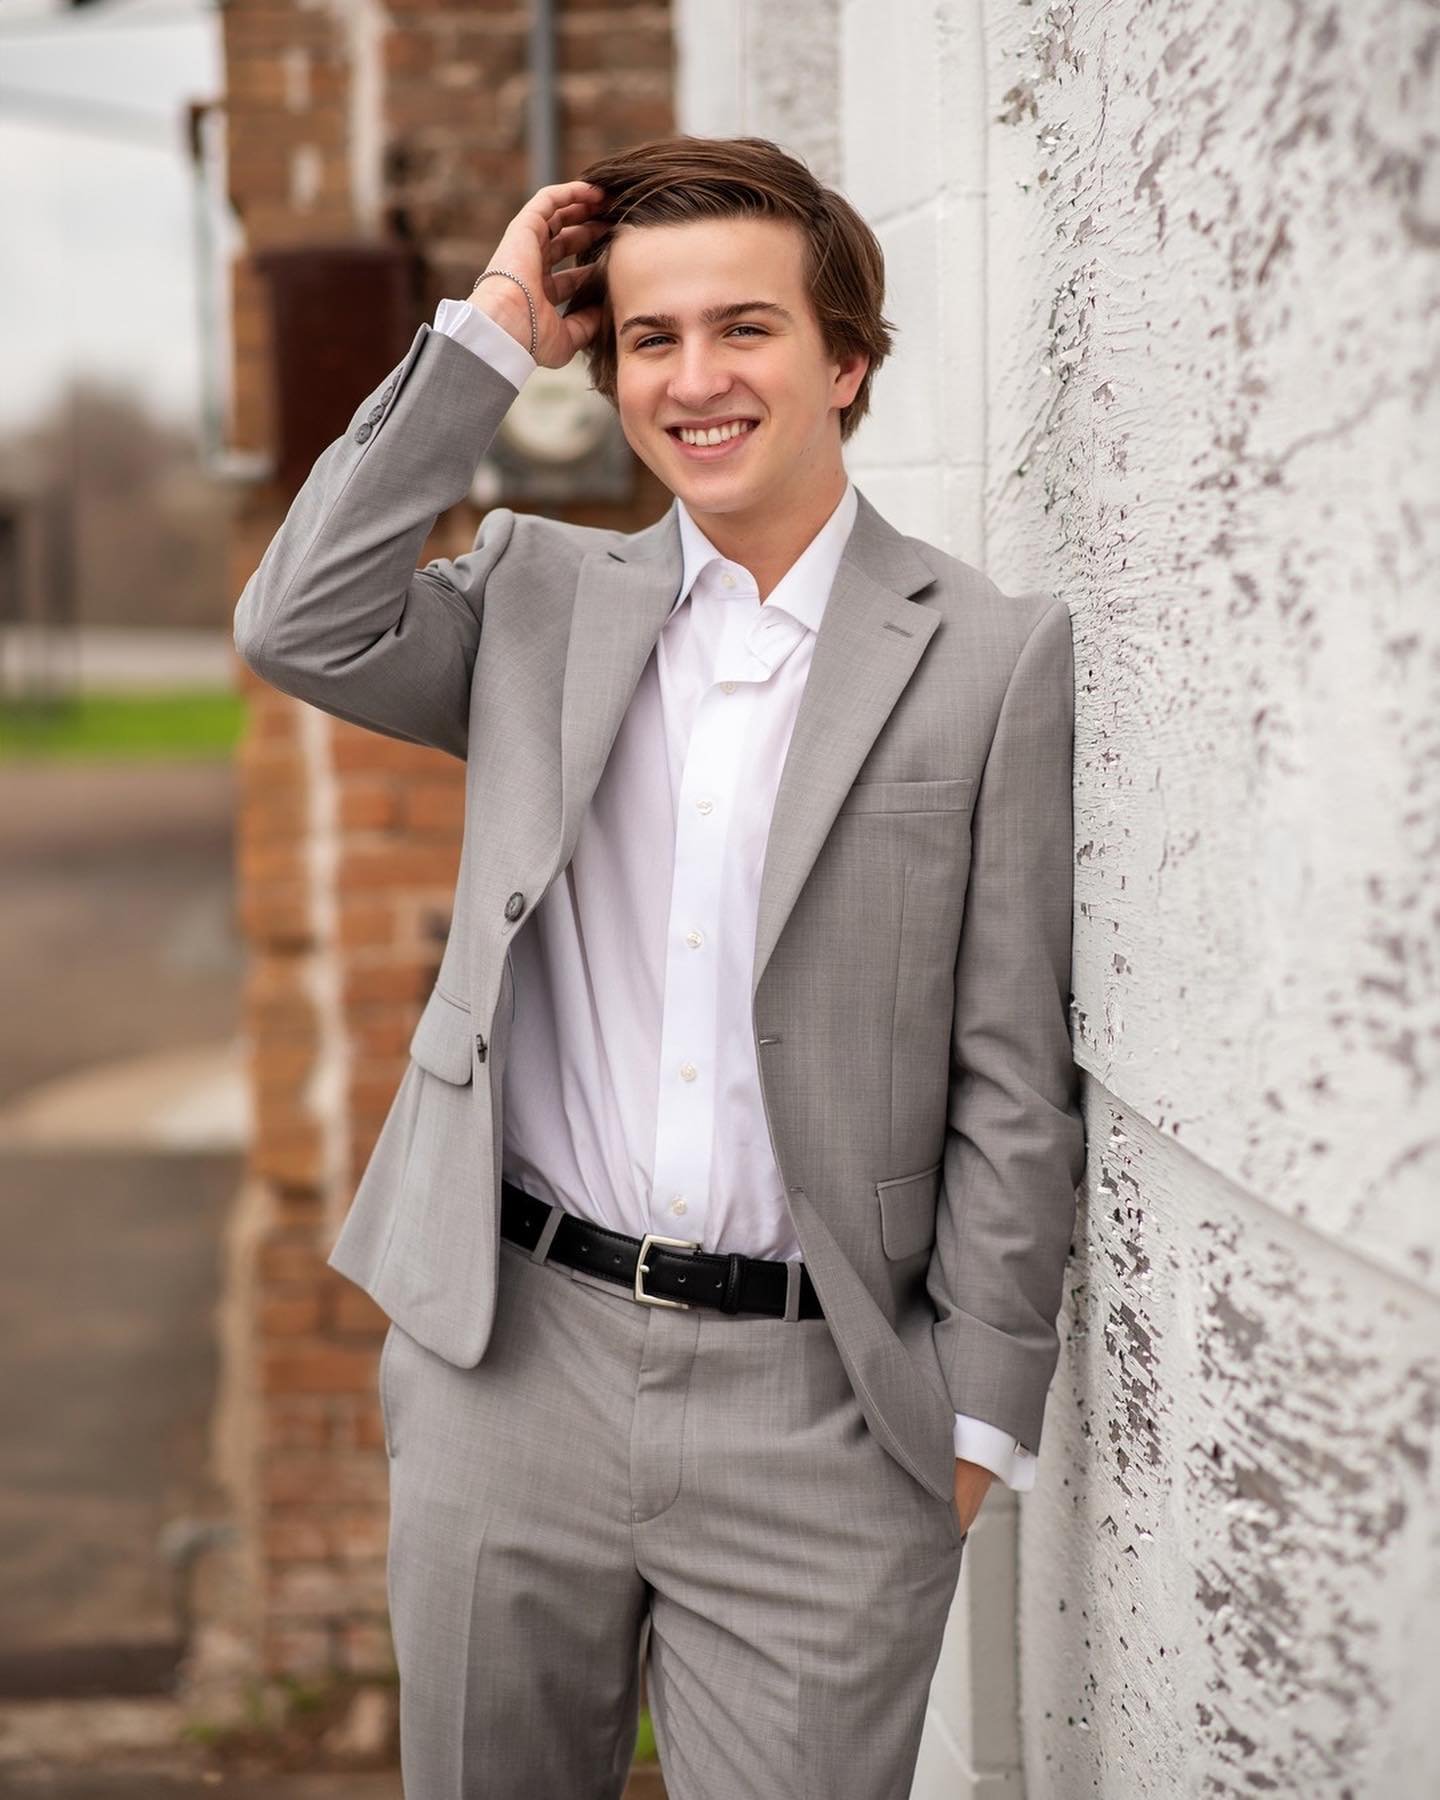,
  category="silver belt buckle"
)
[634,1231,699,1308]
